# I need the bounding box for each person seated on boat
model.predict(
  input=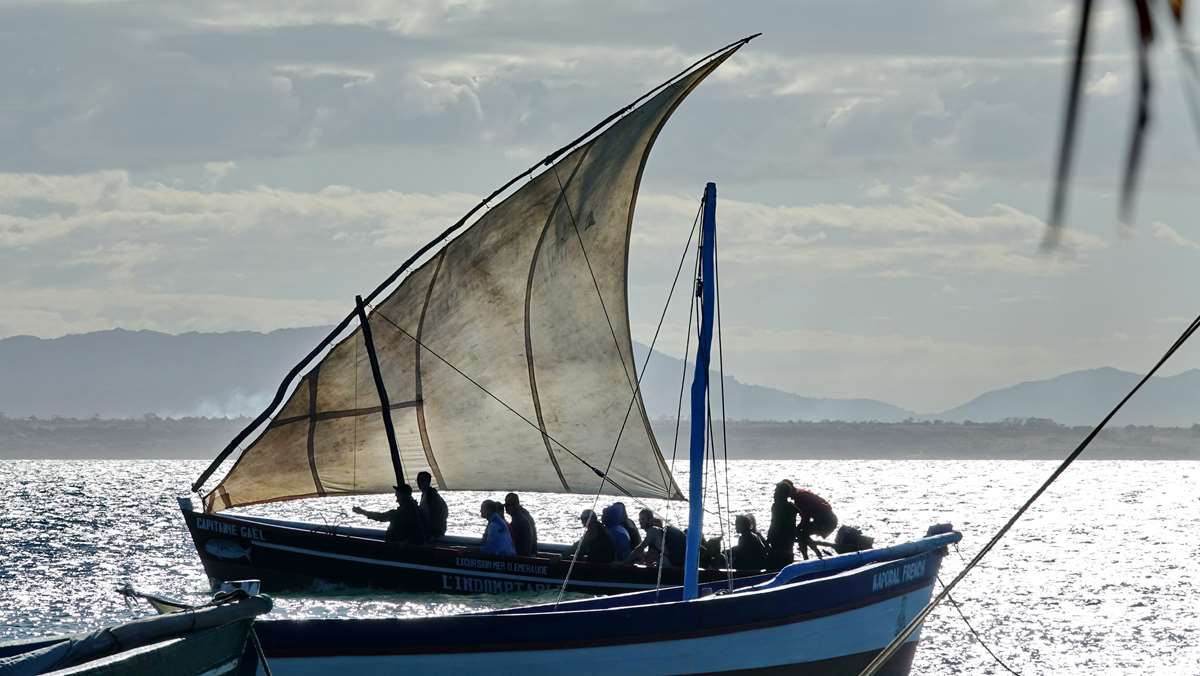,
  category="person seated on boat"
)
[353,483,427,545]
[601,503,632,560]
[627,509,686,567]
[765,481,799,569]
[611,501,642,549]
[701,536,726,570]
[504,492,538,556]
[789,484,837,560]
[571,509,616,563]
[730,514,768,571]
[416,471,448,540]
[479,500,516,556]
